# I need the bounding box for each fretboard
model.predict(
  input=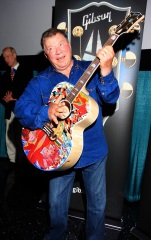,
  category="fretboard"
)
[66,33,120,104]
